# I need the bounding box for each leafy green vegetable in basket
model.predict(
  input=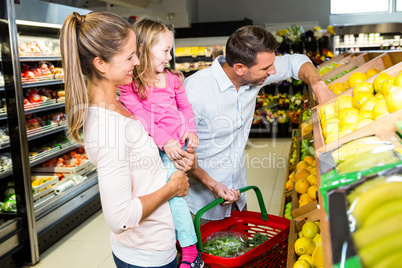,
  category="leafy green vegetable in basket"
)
[203,231,248,258]
[247,232,269,247]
